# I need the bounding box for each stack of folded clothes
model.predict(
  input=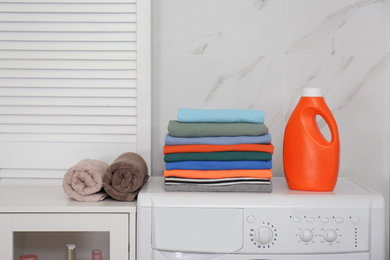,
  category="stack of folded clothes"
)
[163,108,274,192]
